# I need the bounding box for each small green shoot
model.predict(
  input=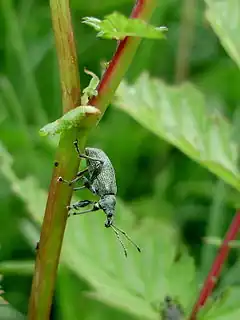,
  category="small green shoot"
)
[39,105,100,136]
[39,69,100,136]
[81,69,100,105]
[82,12,168,40]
